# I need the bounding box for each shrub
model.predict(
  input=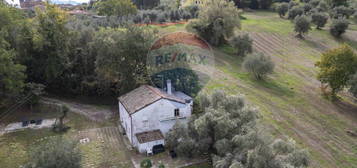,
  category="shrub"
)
[243,52,275,80]
[158,163,165,168]
[183,5,199,18]
[187,0,240,46]
[288,6,304,20]
[354,12,357,23]
[302,3,313,14]
[316,0,328,12]
[143,16,151,25]
[133,13,143,23]
[229,33,253,57]
[157,13,167,23]
[316,44,357,96]
[169,9,181,22]
[140,159,152,168]
[309,0,321,7]
[330,18,349,38]
[25,137,81,168]
[288,1,298,9]
[142,10,159,22]
[276,2,289,17]
[182,10,191,21]
[331,6,355,19]
[95,0,137,17]
[260,0,273,9]
[294,15,311,38]
[311,12,328,29]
